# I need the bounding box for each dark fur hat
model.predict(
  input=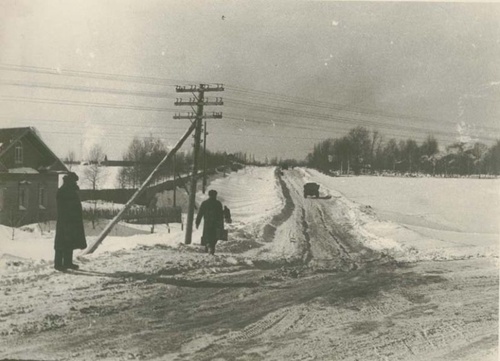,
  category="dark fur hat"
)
[64,172,79,182]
